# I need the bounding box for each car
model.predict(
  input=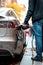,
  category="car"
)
[0,8,26,62]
